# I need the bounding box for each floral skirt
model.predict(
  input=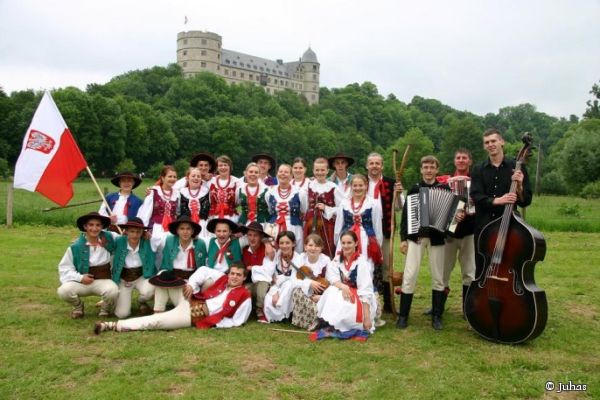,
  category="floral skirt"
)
[291,288,318,330]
